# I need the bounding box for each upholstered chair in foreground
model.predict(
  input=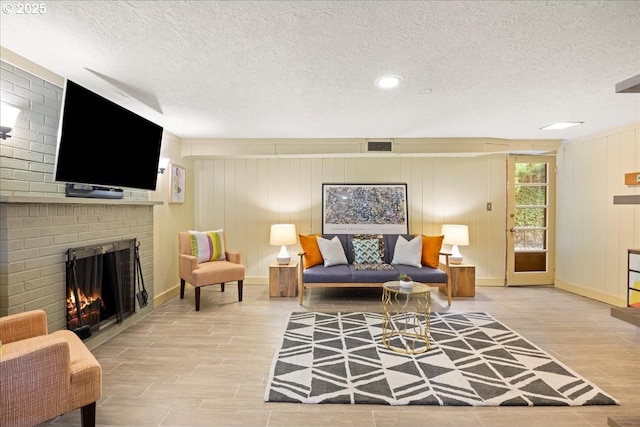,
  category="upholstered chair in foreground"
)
[178,230,245,311]
[0,309,102,427]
